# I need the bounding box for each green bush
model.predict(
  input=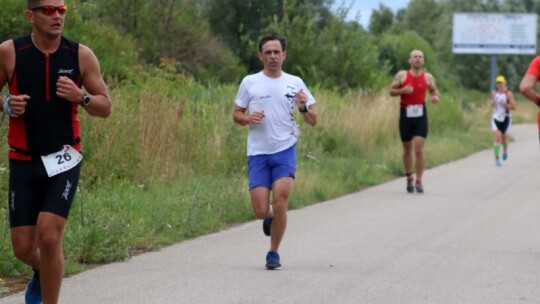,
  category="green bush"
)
[260,7,389,91]
[429,96,465,134]
[0,0,29,41]
[63,7,139,81]
[377,31,445,90]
